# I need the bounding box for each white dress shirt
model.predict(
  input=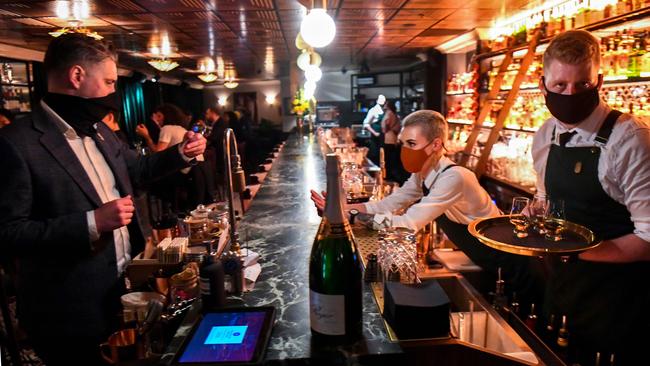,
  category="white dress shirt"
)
[363,104,384,127]
[364,156,501,231]
[532,100,650,242]
[41,100,131,275]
